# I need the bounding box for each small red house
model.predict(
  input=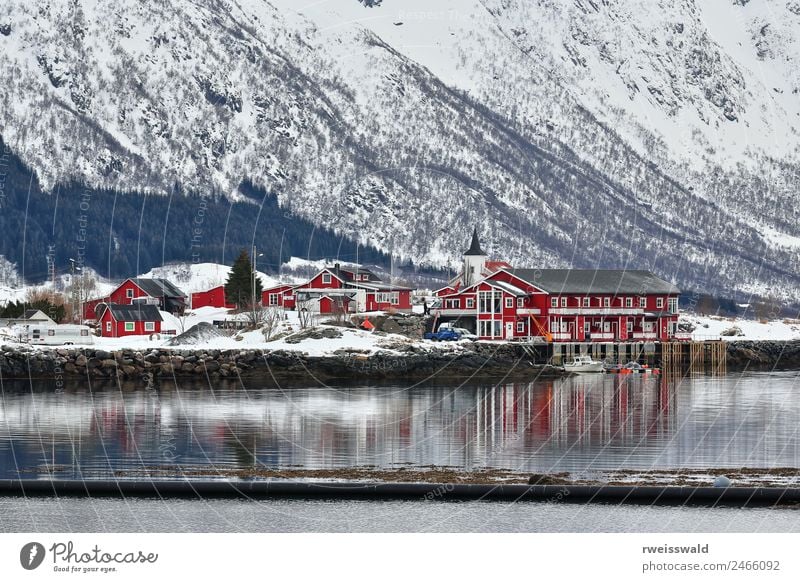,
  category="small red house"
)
[96,304,163,338]
[84,278,186,320]
[190,285,235,310]
[262,264,414,314]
